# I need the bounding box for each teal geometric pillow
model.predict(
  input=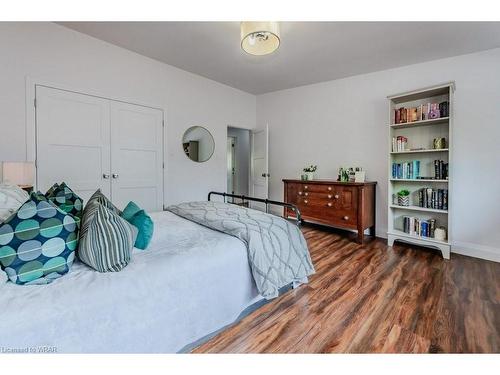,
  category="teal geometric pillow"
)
[45,183,59,197]
[46,182,84,219]
[0,192,79,285]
